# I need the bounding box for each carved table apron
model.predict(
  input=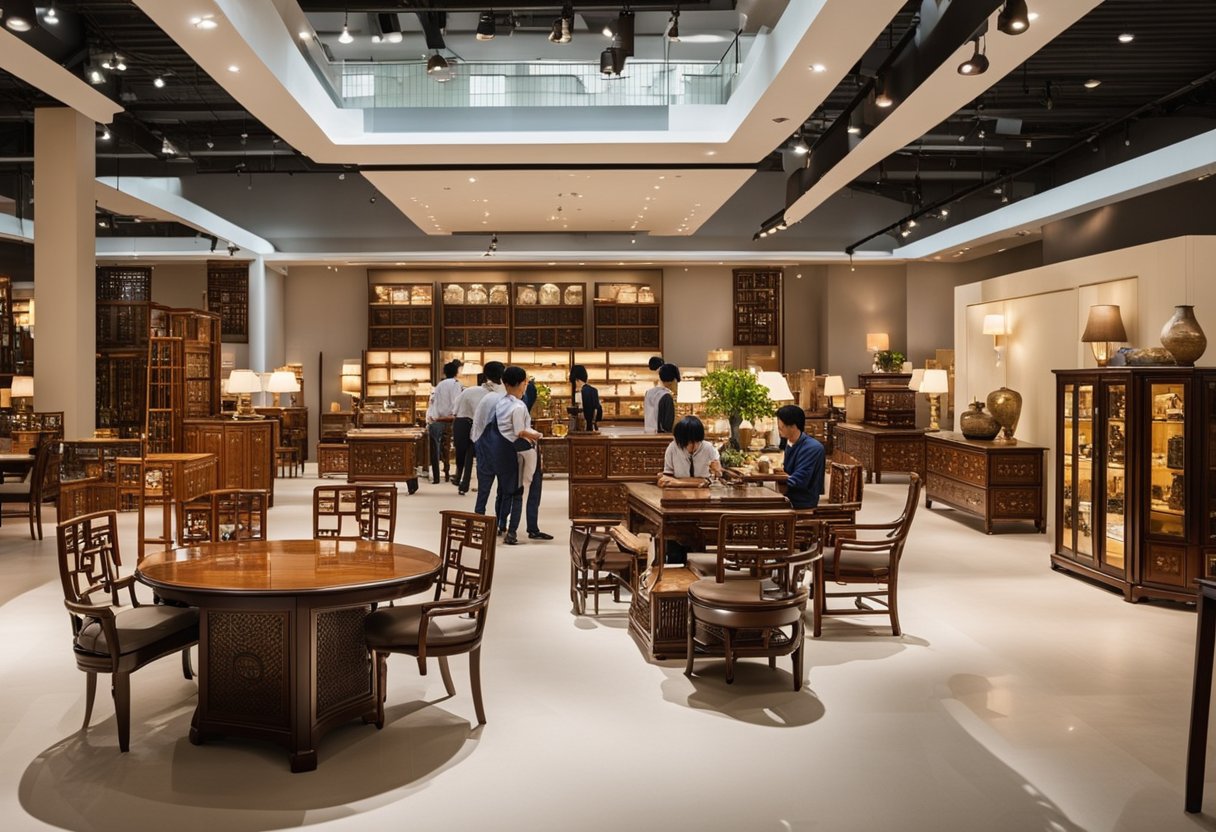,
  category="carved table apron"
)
[137,539,440,772]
